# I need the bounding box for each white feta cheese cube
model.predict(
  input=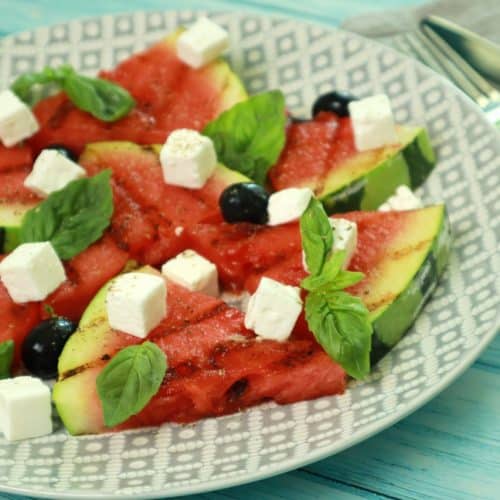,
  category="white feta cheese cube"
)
[244,277,303,342]
[348,94,398,152]
[0,90,39,147]
[378,185,423,212]
[0,376,52,441]
[331,218,358,269]
[176,17,229,69]
[267,187,314,226]
[24,149,86,197]
[106,272,167,338]
[302,217,358,272]
[160,129,217,189]
[161,249,219,297]
[0,242,66,303]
